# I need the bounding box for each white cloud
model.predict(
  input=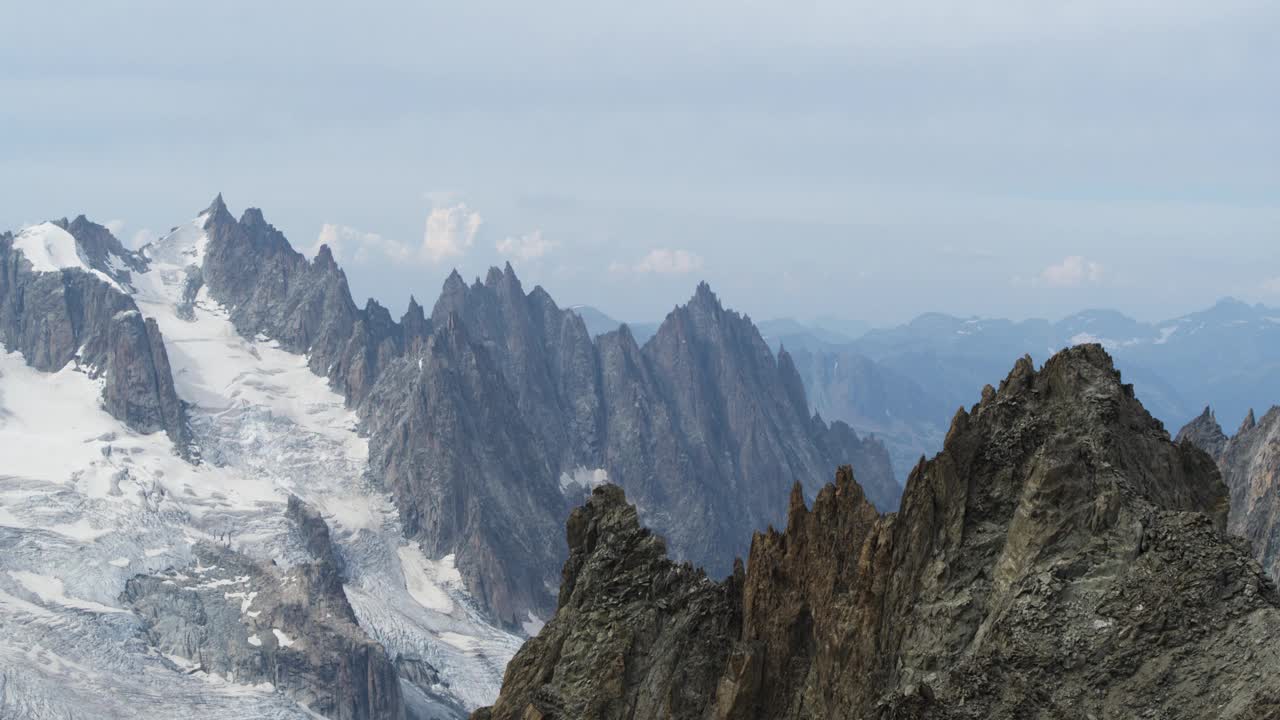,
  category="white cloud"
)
[631,248,704,275]
[422,203,482,264]
[496,230,556,260]
[1037,255,1104,288]
[130,229,156,250]
[310,202,483,267]
[310,223,413,265]
[1261,276,1280,295]
[104,219,126,237]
